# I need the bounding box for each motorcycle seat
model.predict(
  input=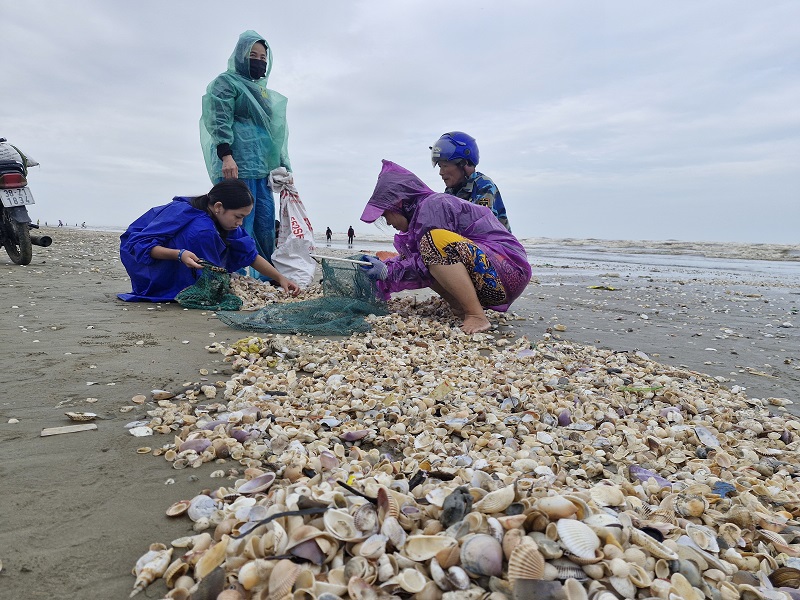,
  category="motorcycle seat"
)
[0,160,24,173]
